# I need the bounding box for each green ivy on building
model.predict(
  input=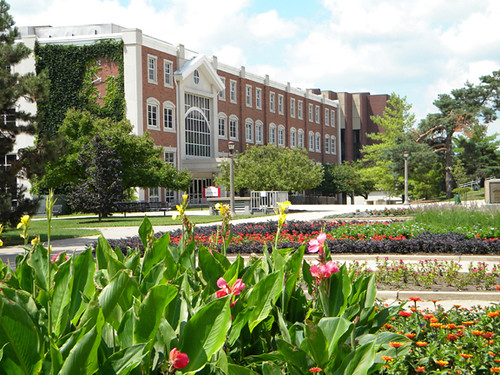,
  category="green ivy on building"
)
[35,40,125,136]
